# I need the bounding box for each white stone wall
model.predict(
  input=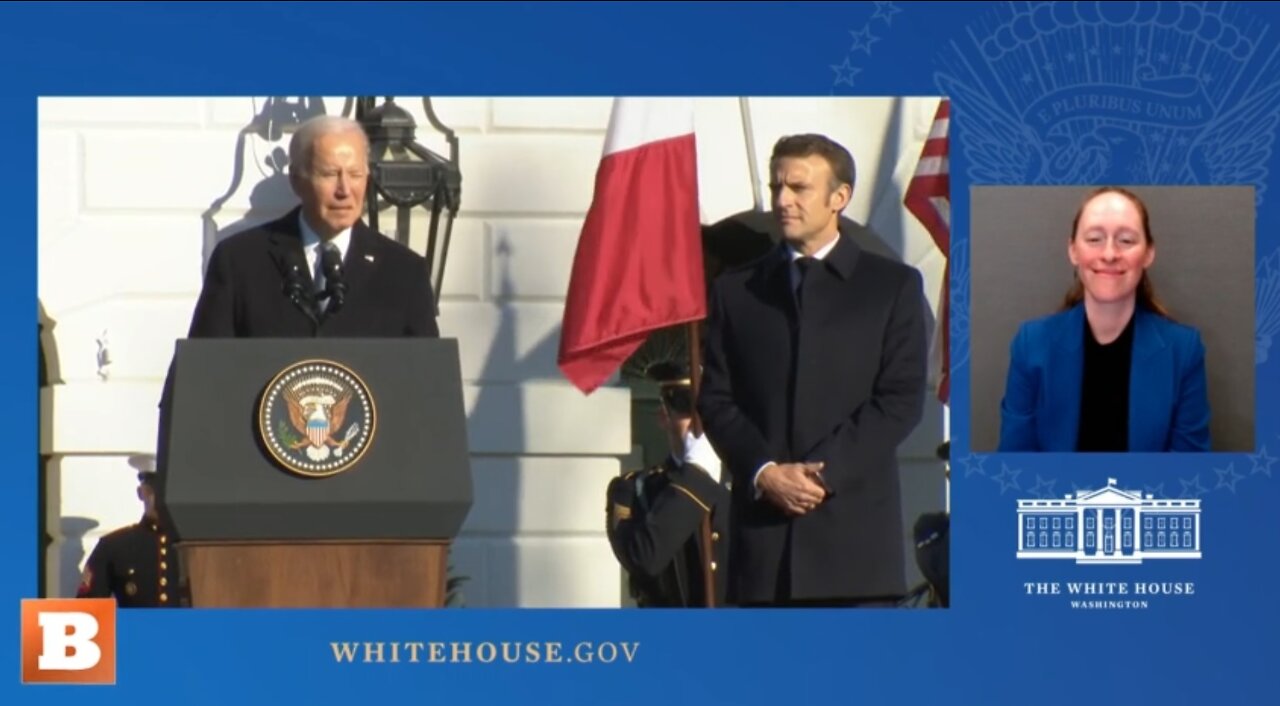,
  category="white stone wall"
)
[38,96,948,606]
